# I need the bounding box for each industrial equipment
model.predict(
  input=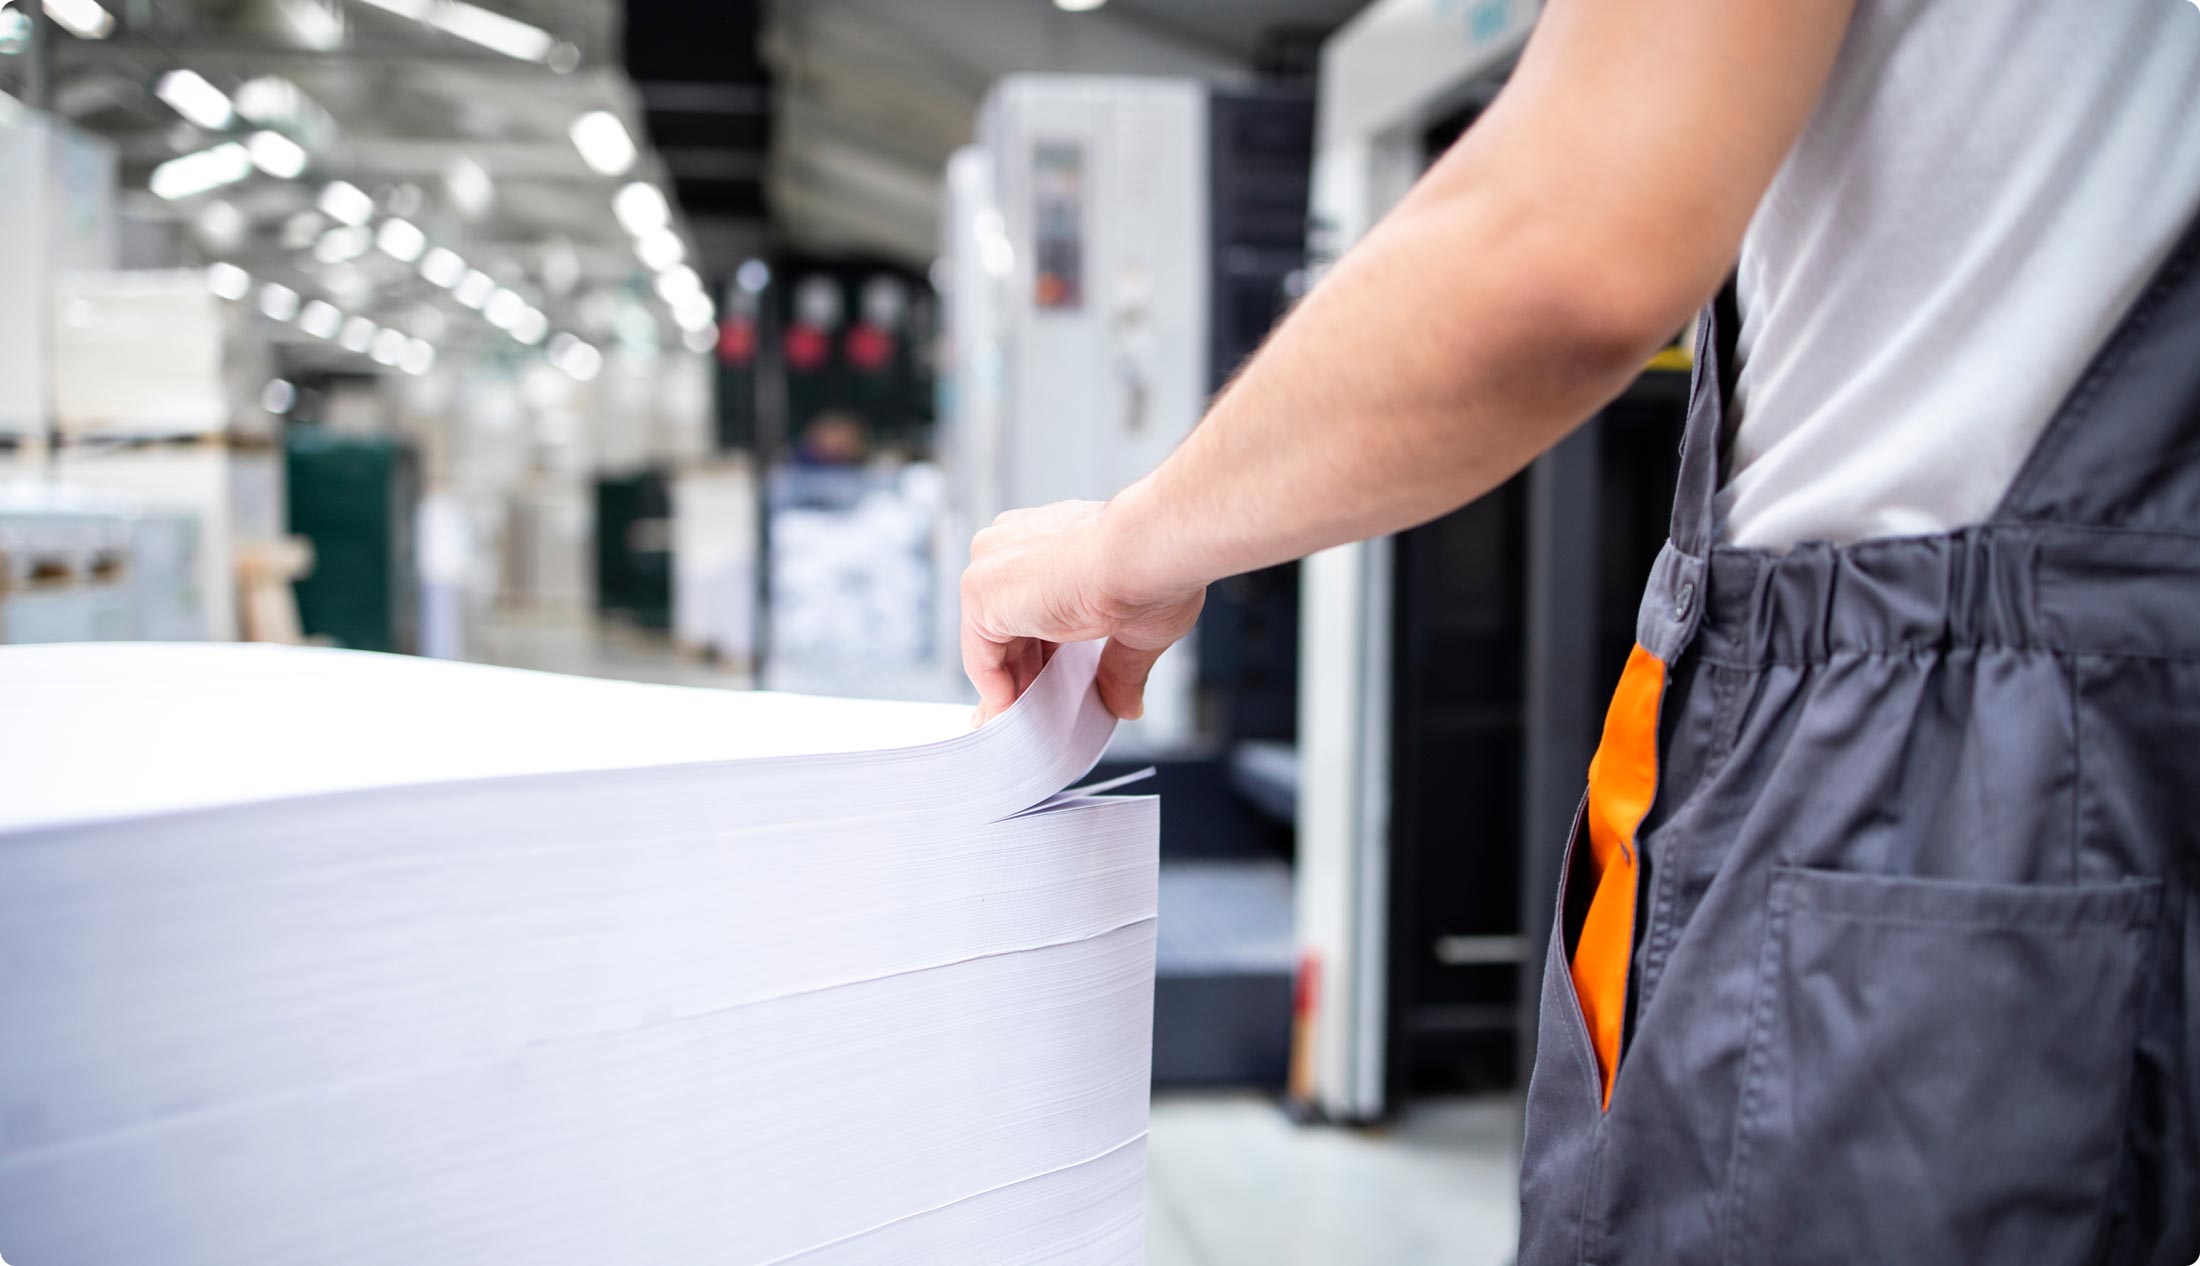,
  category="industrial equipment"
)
[1291,0,1692,1122]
